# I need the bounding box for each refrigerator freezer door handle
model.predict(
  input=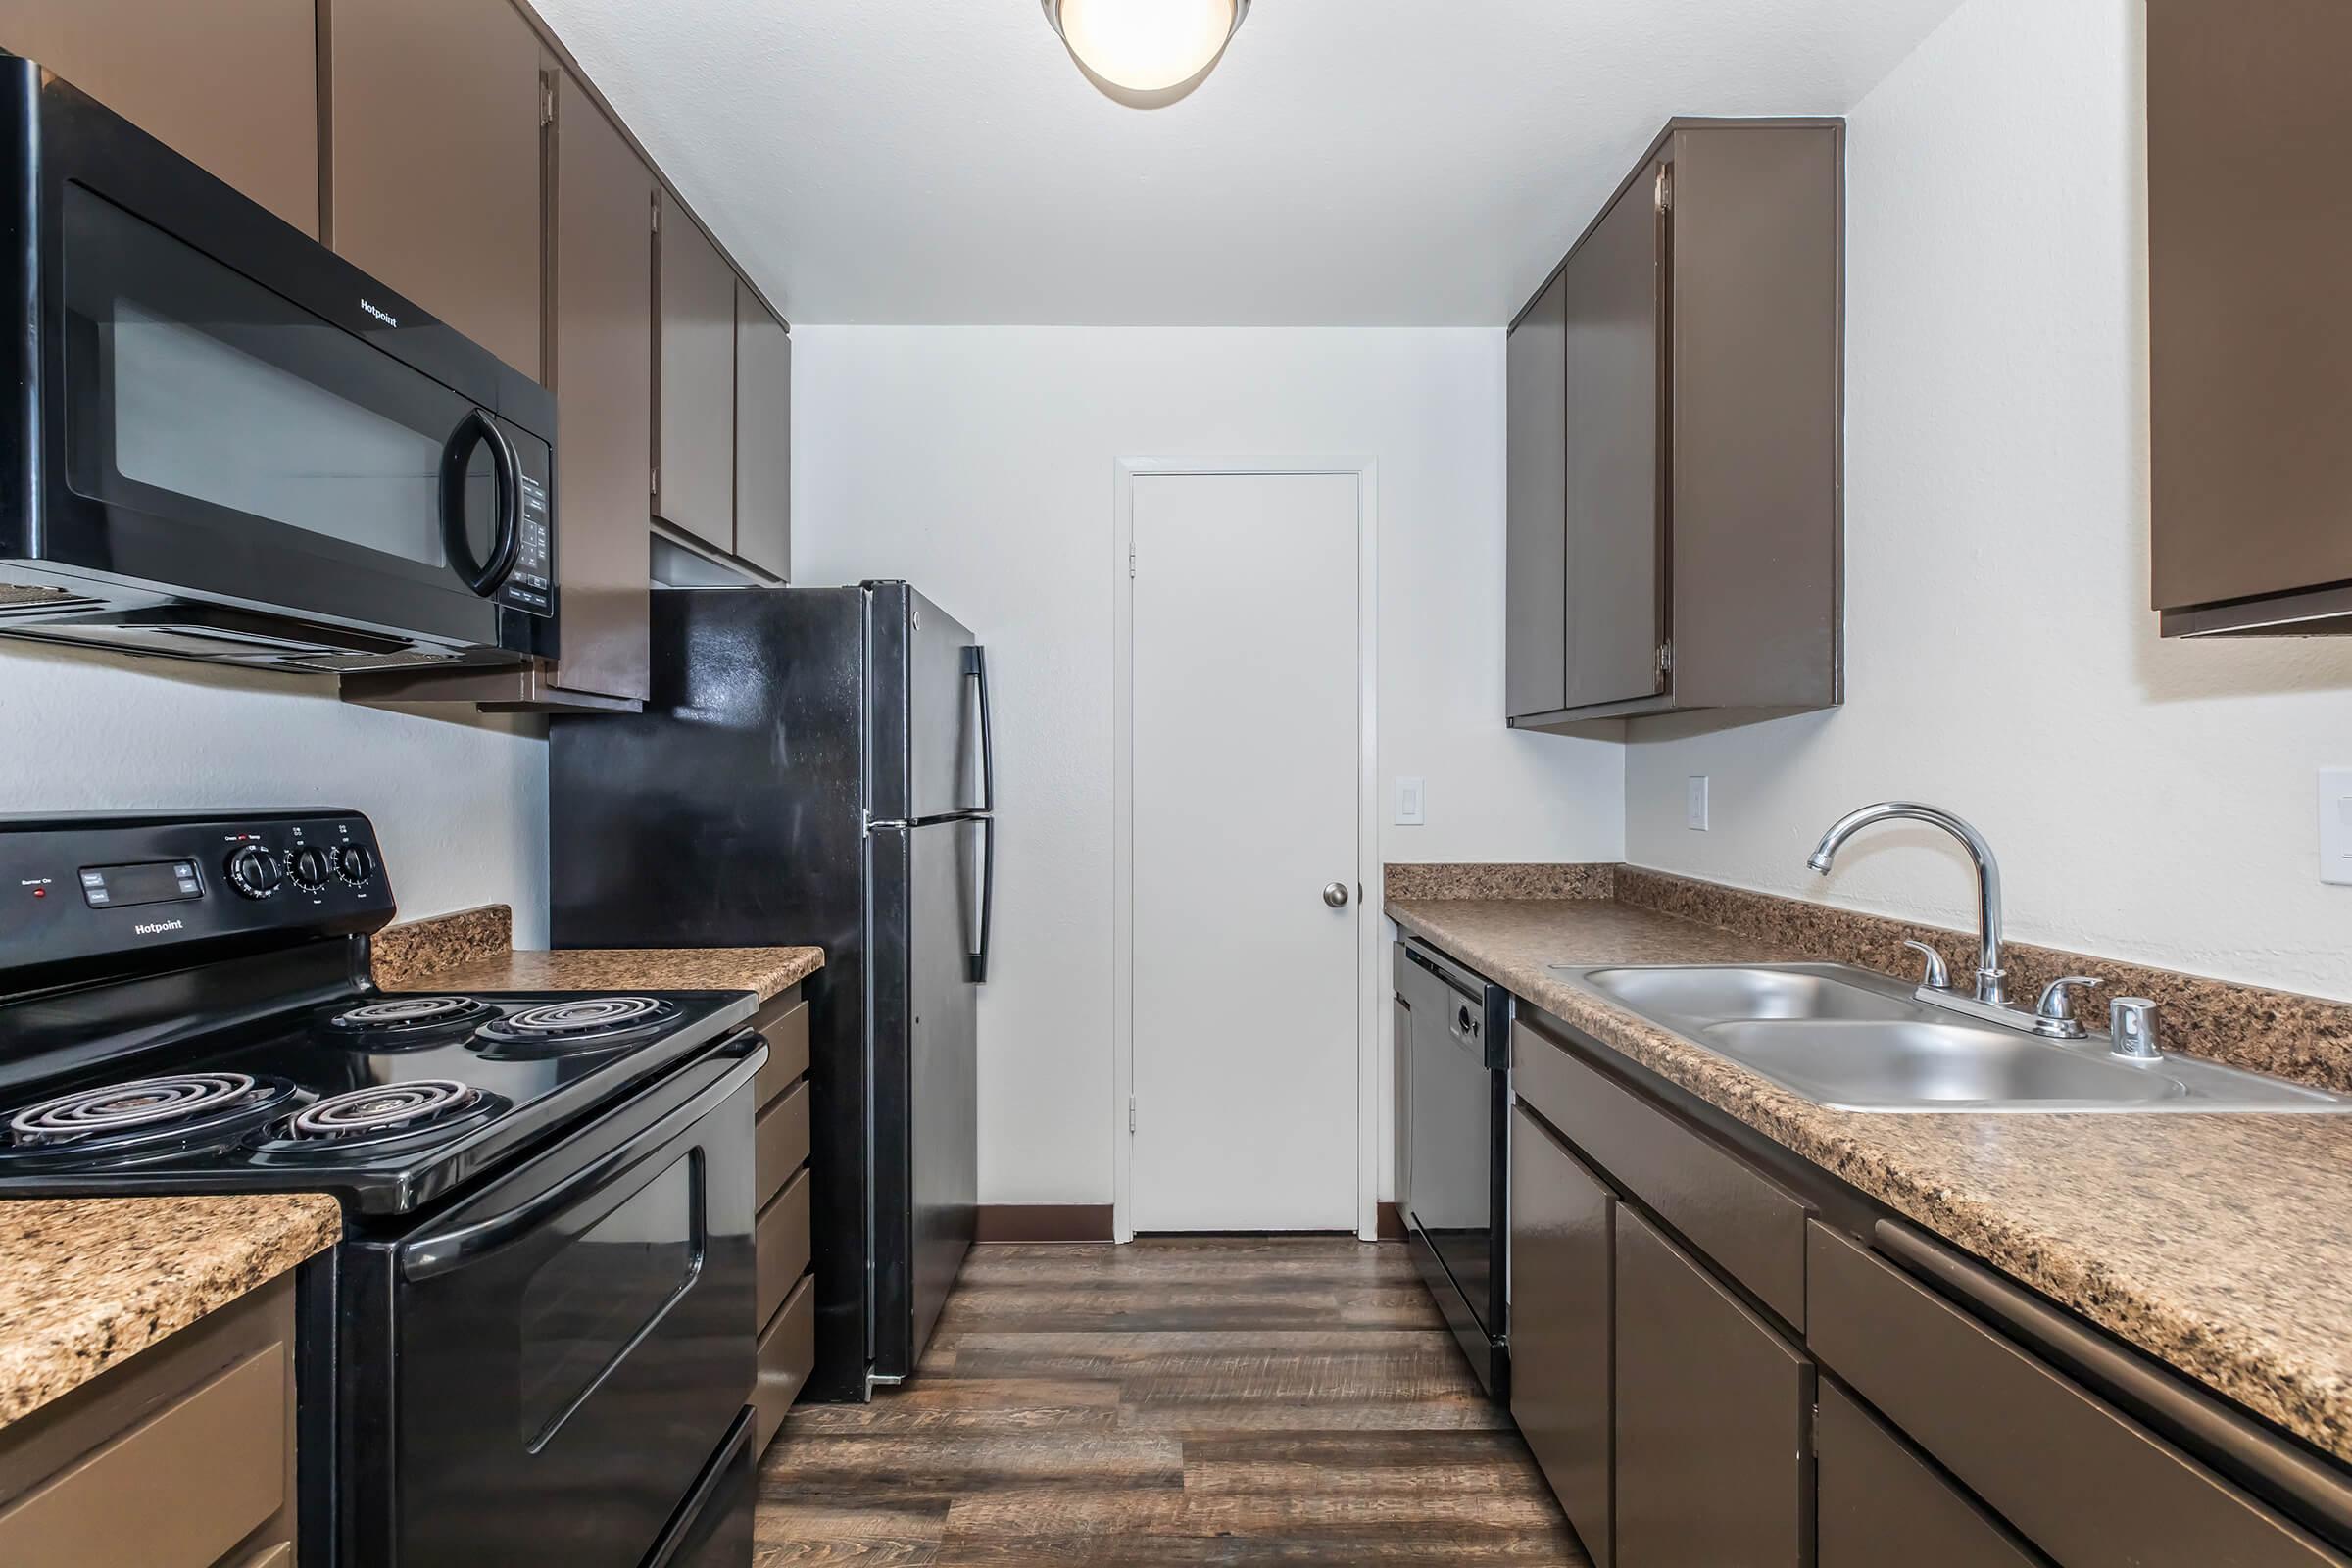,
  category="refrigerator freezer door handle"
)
[963,645,996,814]
[967,815,996,984]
